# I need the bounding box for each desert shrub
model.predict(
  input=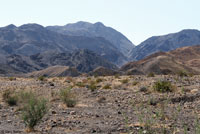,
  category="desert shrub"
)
[103,84,111,89]
[38,76,45,81]
[114,74,120,79]
[120,79,129,84]
[177,70,188,77]
[60,88,77,107]
[153,80,173,93]
[7,96,18,106]
[96,78,103,83]
[88,84,97,92]
[88,81,97,92]
[132,81,139,86]
[2,89,11,101]
[147,72,155,77]
[87,77,91,81]
[8,77,16,81]
[21,93,48,131]
[2,89,18,106]
[139,86,148,92]
[76,82,85,87]
[17,91,35,104]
